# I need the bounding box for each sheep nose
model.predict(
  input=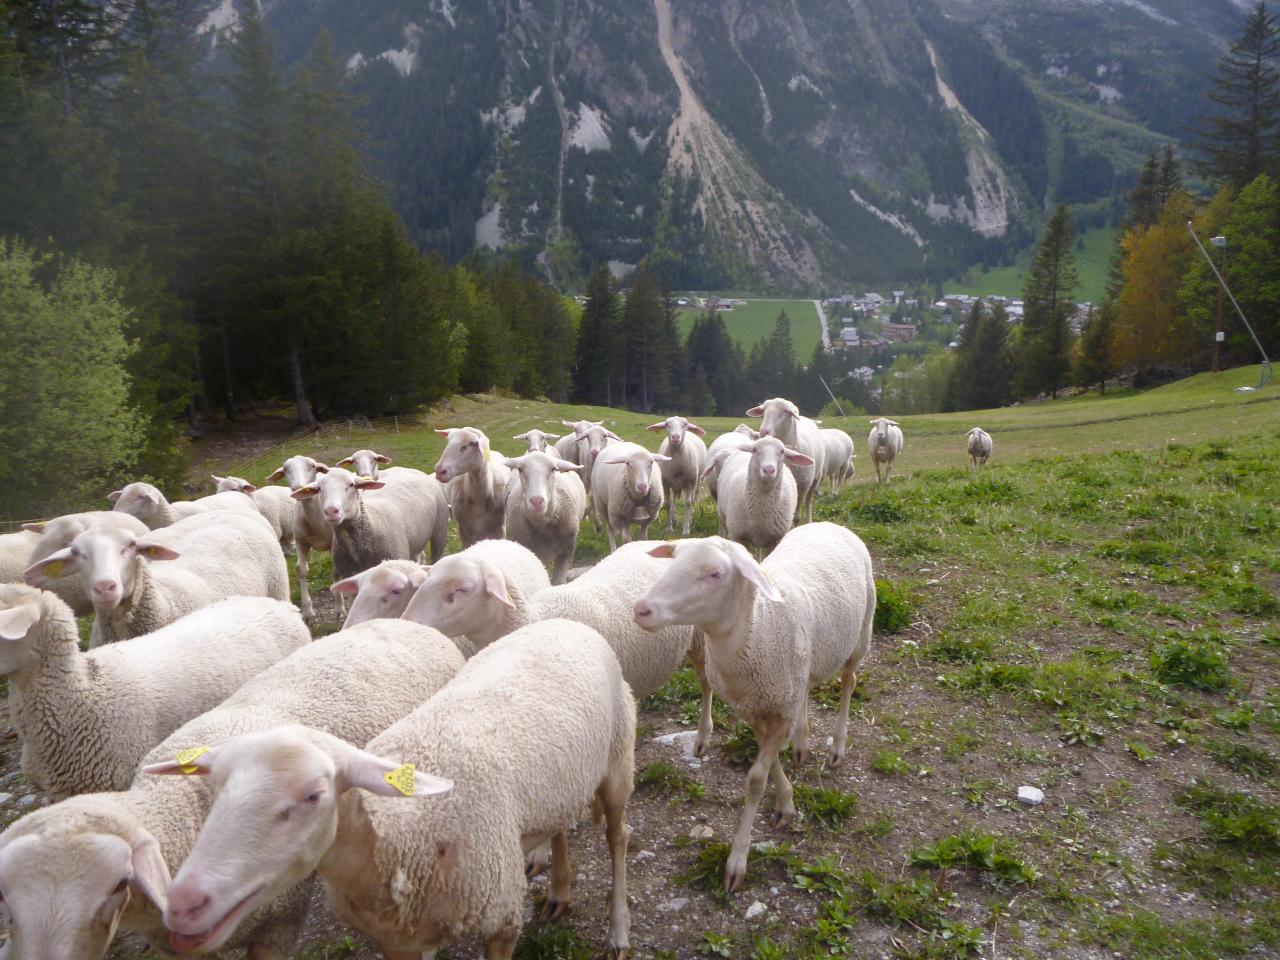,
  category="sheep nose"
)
[434,467,449,482]
[91,579,119,600]
[324,506,341,523]
[166,887,211,929]
[636,483,648,496]
[762,464,776,477]
[634,601,653,622]
[759,428,770,437]
[529,496,546,512]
